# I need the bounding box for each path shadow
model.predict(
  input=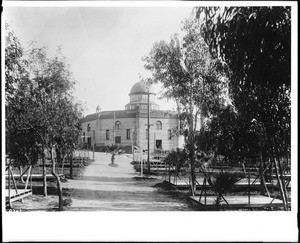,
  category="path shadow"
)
[73,176,137,183]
